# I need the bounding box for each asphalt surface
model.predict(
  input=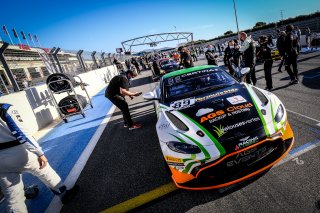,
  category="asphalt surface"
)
[62,51,320,213]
